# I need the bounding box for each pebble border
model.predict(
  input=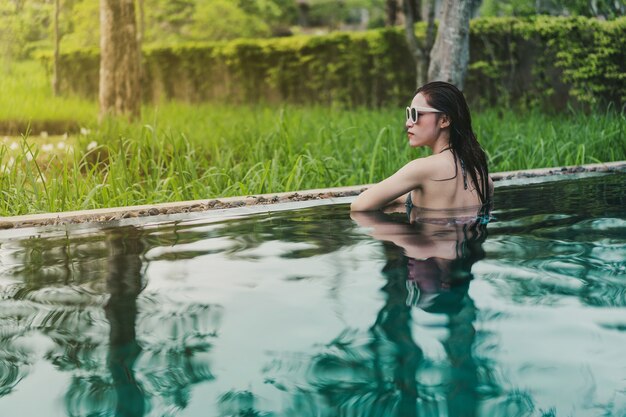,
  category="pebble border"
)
[1,161,624,229]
